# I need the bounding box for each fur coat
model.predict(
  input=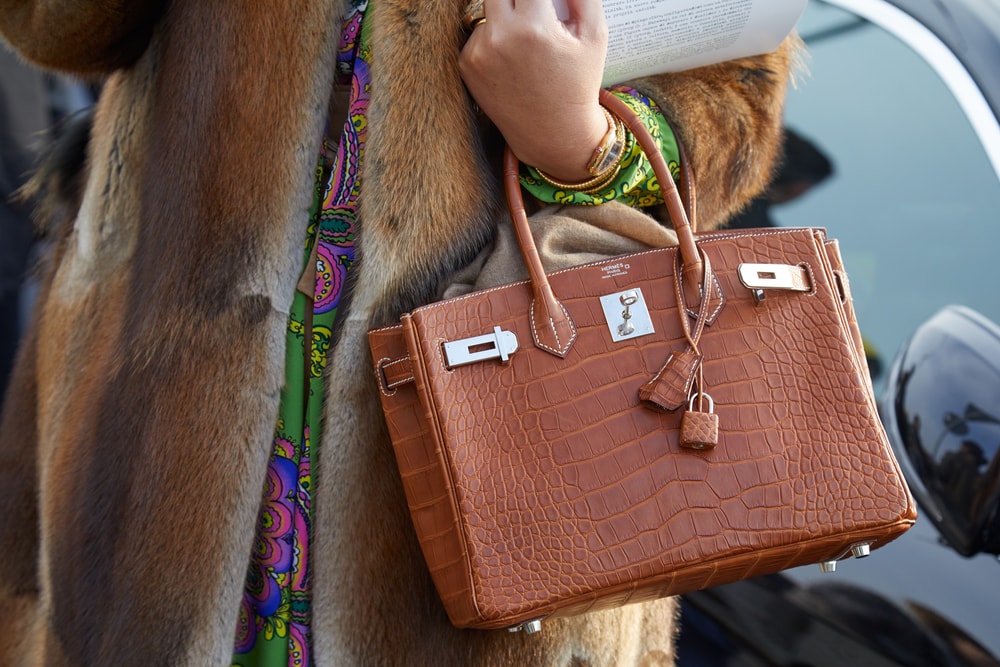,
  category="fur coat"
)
[0,0,797,664]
